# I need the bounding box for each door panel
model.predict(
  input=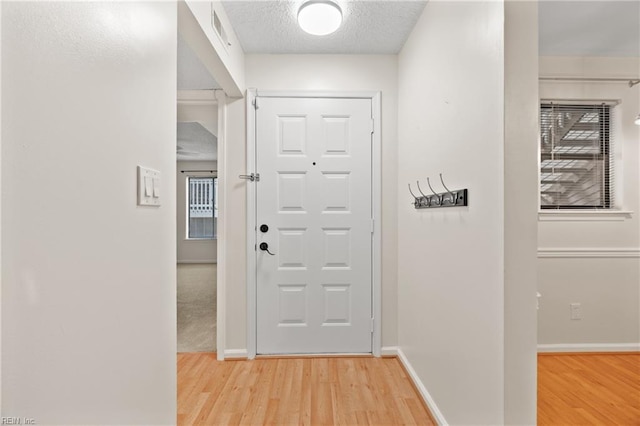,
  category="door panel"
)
[256,97,372,354]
